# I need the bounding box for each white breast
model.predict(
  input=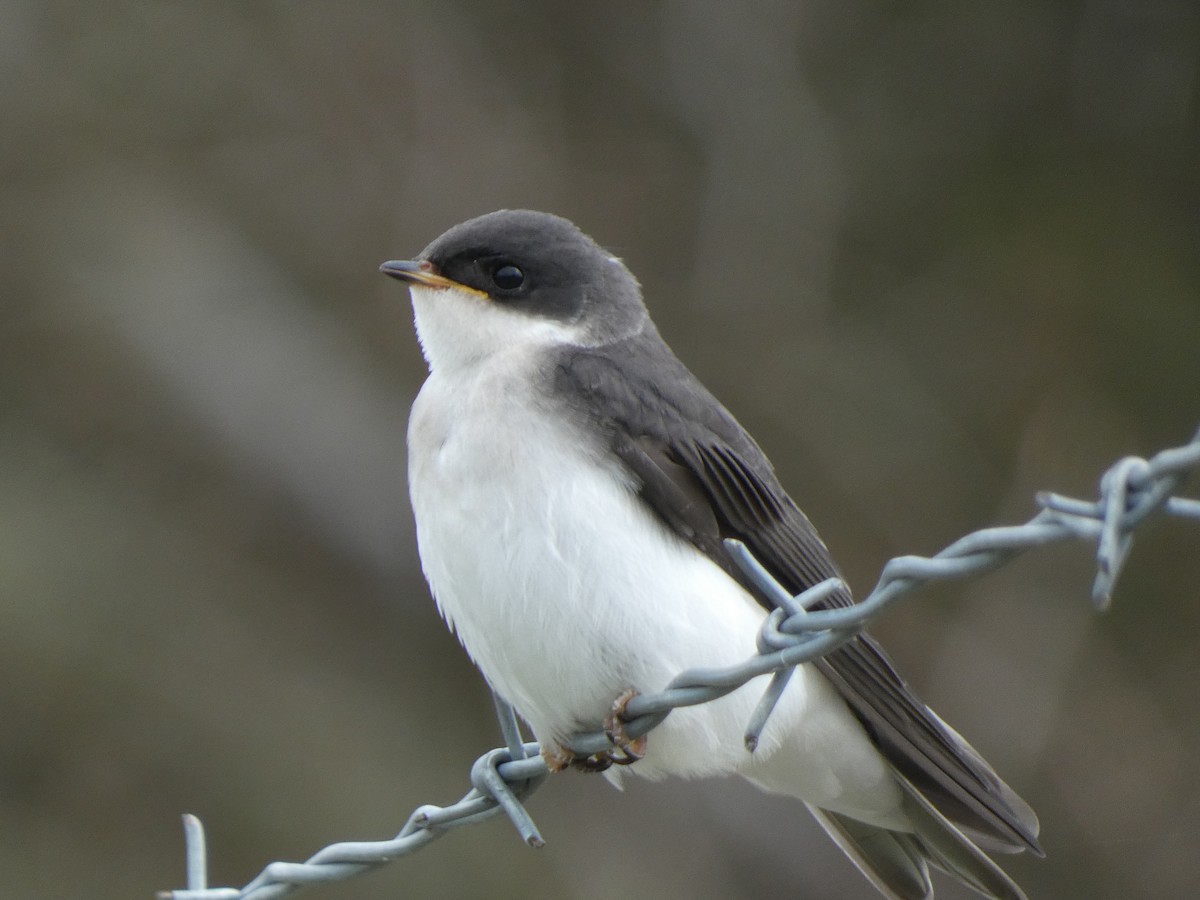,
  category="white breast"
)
[405,285,904,825]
